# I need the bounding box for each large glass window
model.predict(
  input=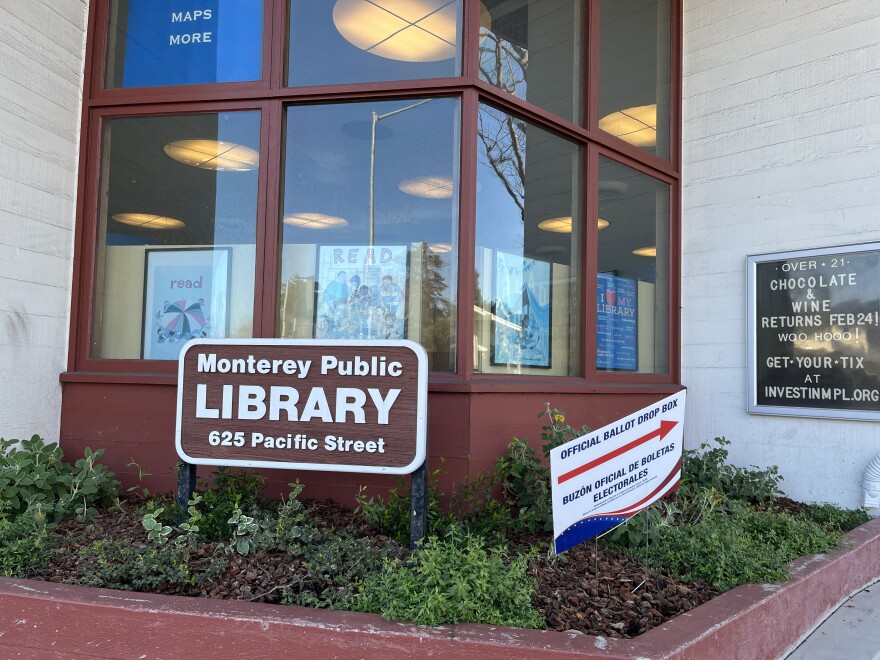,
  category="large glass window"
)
[597,157,669,373]
[474,104,581,376]
[599,0,671,159]
[87,0,679,383]
[288,0,462,87]
[479,0,583,124]
[278,98,460,372]
[91,112,260,359]
[106,0,263,88]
